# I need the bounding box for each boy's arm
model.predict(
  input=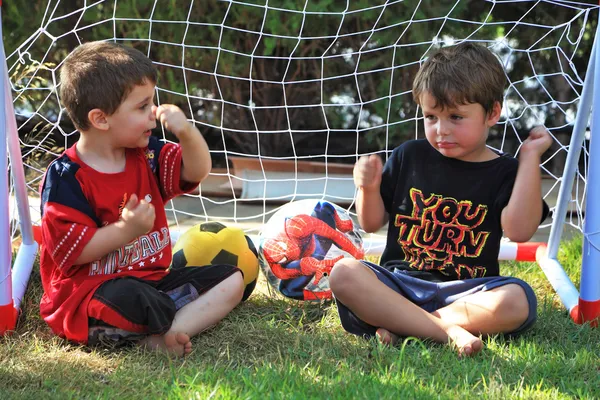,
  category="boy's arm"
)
[74,221,138,265]
[356,187,388,233]
[177,125,211,183]
[154,105,211,183]
[501,126,552,242]
[74,193,156,265]
[354,155,388,233]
